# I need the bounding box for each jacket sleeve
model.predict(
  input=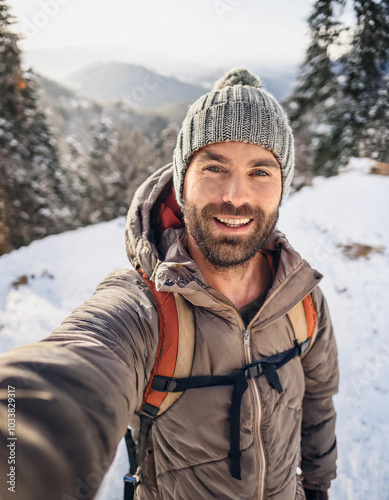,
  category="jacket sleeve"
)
[300,286,339,491]
[0,269,159,500]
